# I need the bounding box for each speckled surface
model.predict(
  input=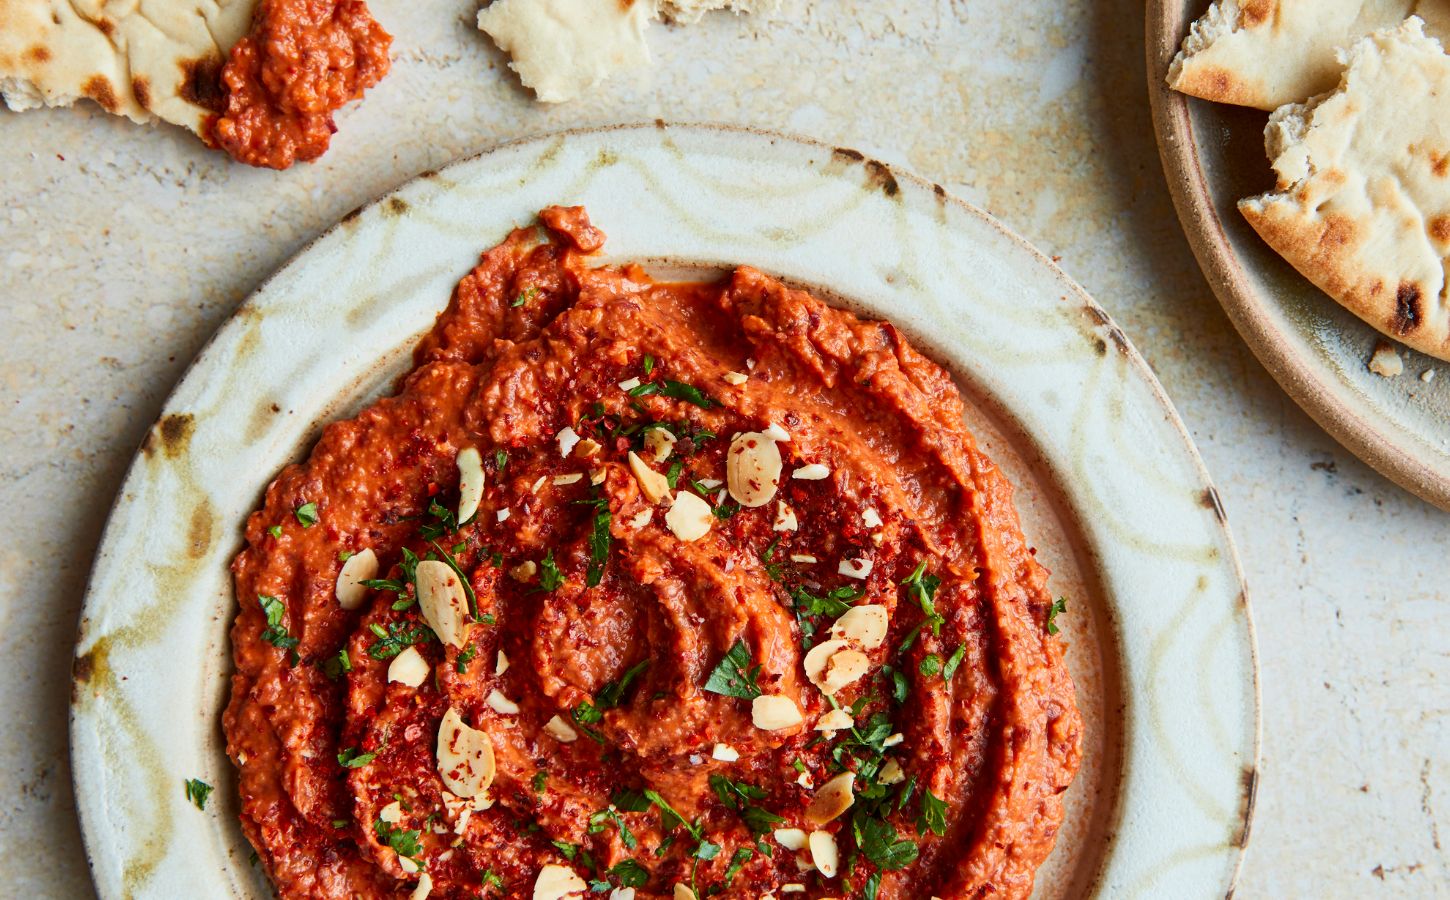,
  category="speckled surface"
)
[0,1,1445,897]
